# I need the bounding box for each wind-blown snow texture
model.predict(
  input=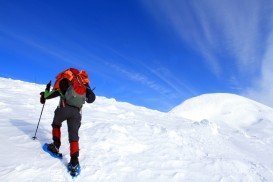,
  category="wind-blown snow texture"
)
[0,77,273,181]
